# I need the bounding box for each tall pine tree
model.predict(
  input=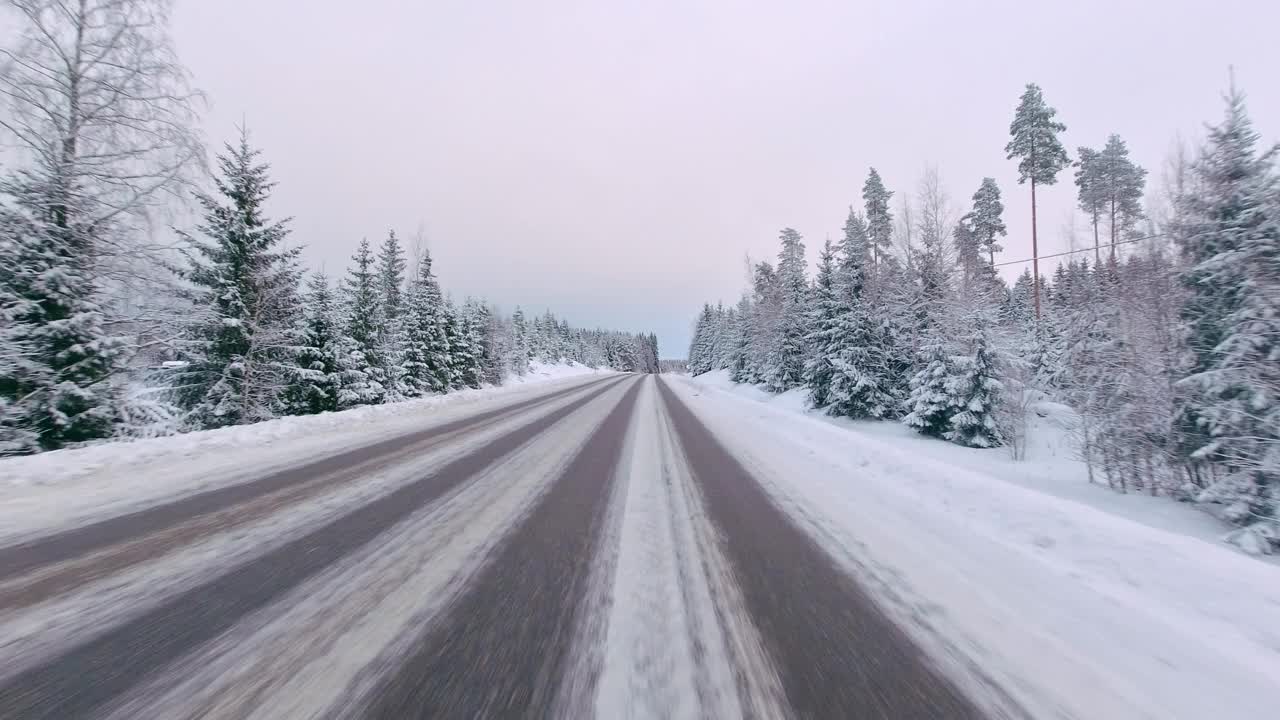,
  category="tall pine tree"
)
[1098,134,1147,259]
[1075,145,1108,264]
[1006,83,1069,319]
